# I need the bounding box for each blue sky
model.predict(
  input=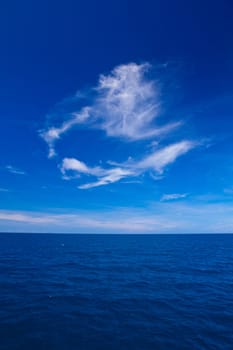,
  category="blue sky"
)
[0,0,233,233]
